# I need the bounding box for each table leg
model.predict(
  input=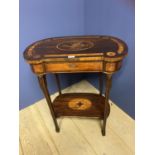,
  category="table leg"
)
[37,74,60,132]
[102,73,112,136]
[54,74,62,95]
[99,72,103,96]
